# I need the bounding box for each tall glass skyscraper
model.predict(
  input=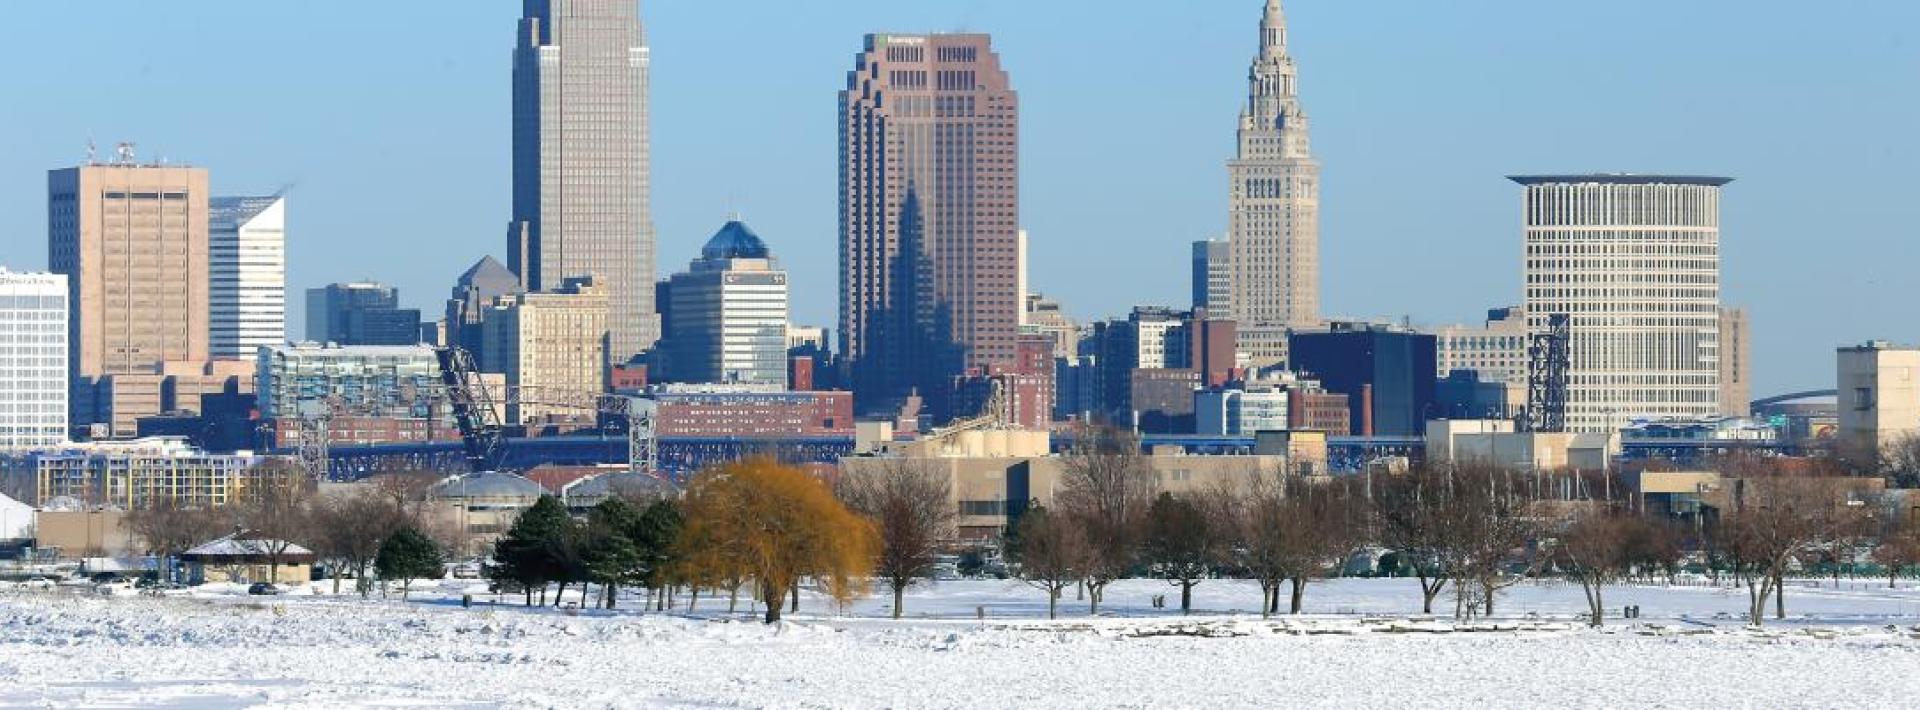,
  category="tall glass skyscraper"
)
[839,33,1019,420]
[1513,174,1729,432]
[509,0,657,362]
